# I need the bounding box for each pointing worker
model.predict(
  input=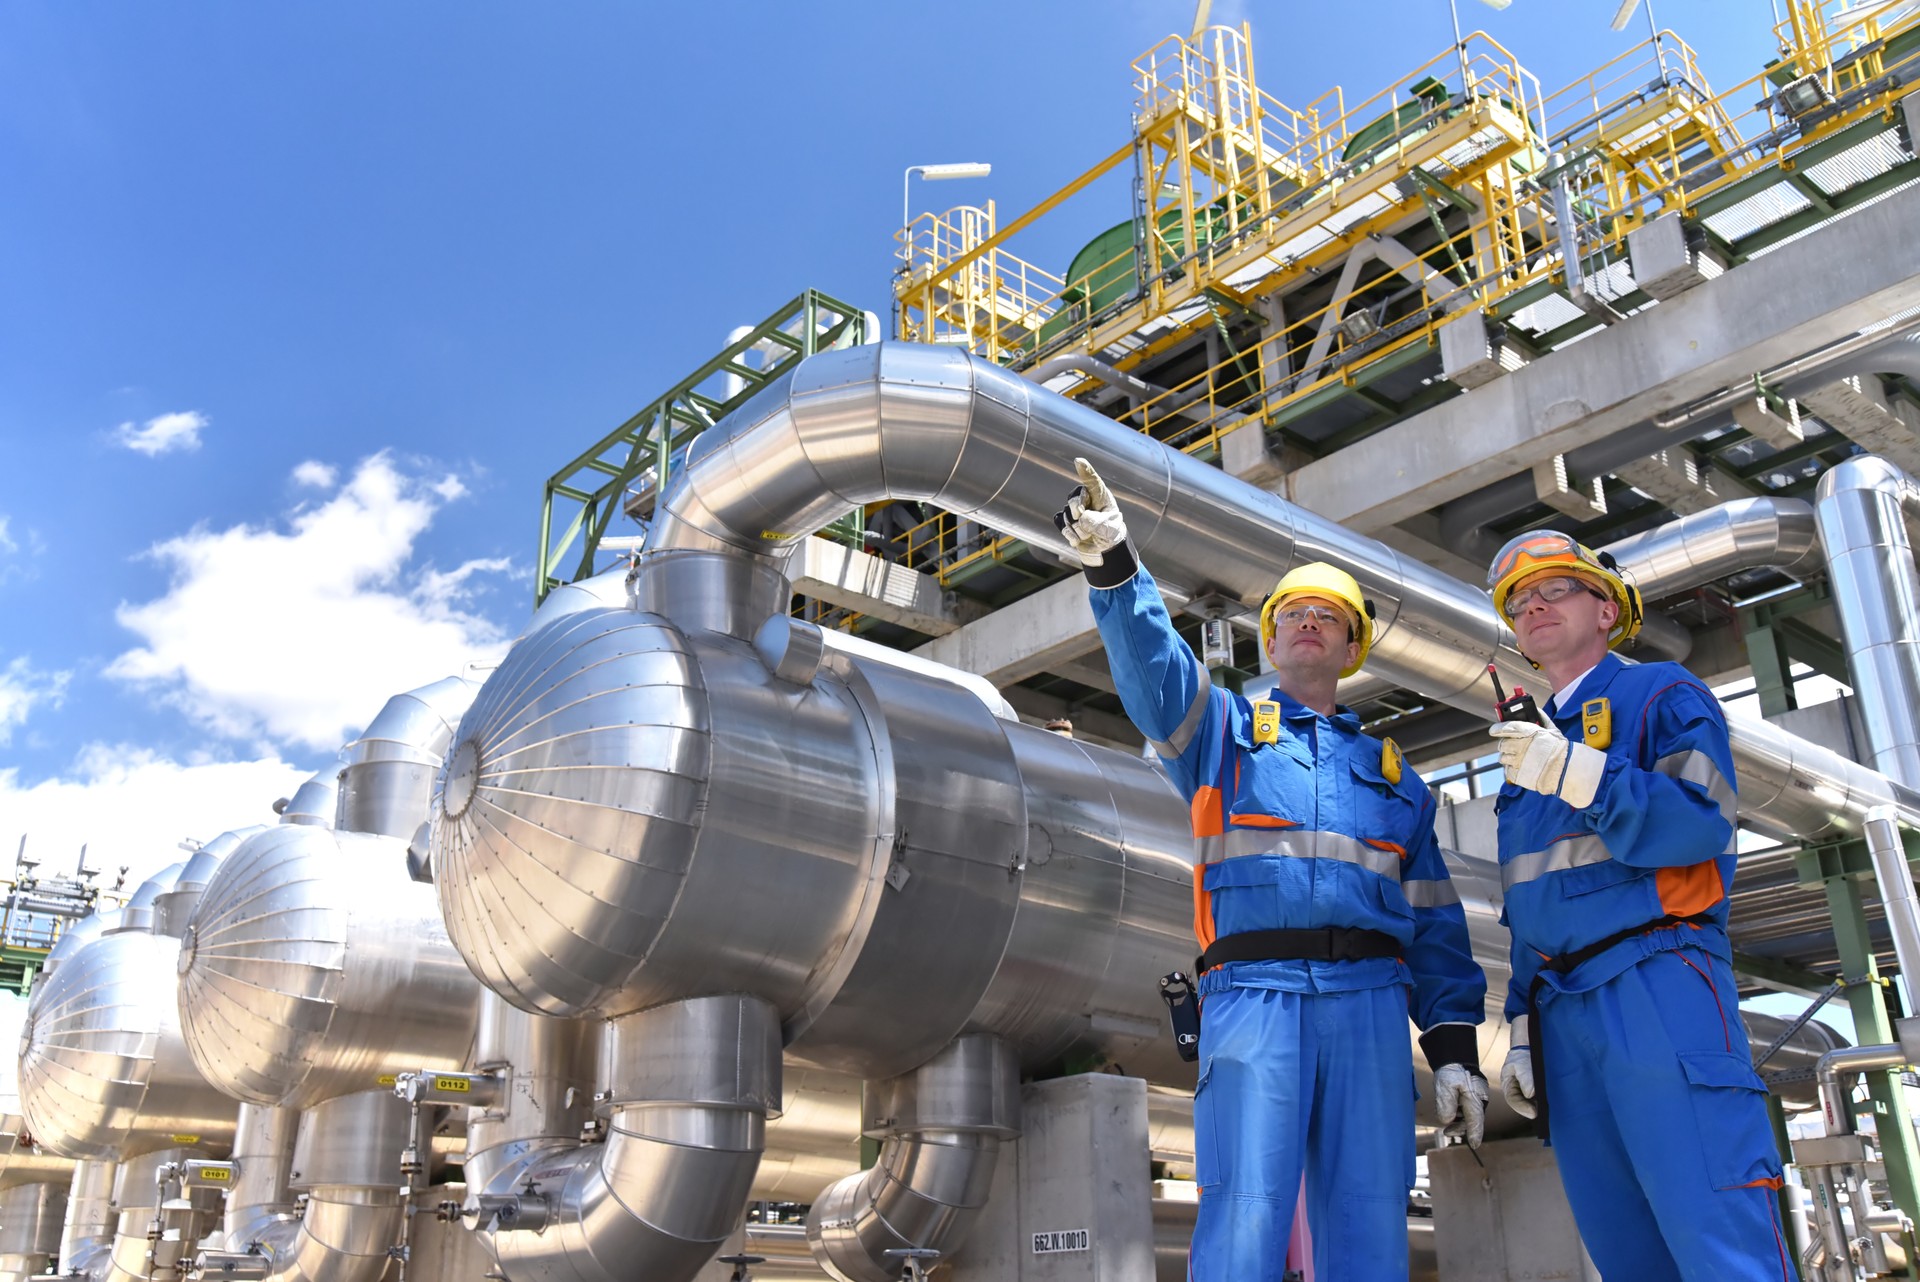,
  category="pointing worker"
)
[1057,458,1487,1282]
[1484,531,1792,1280]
